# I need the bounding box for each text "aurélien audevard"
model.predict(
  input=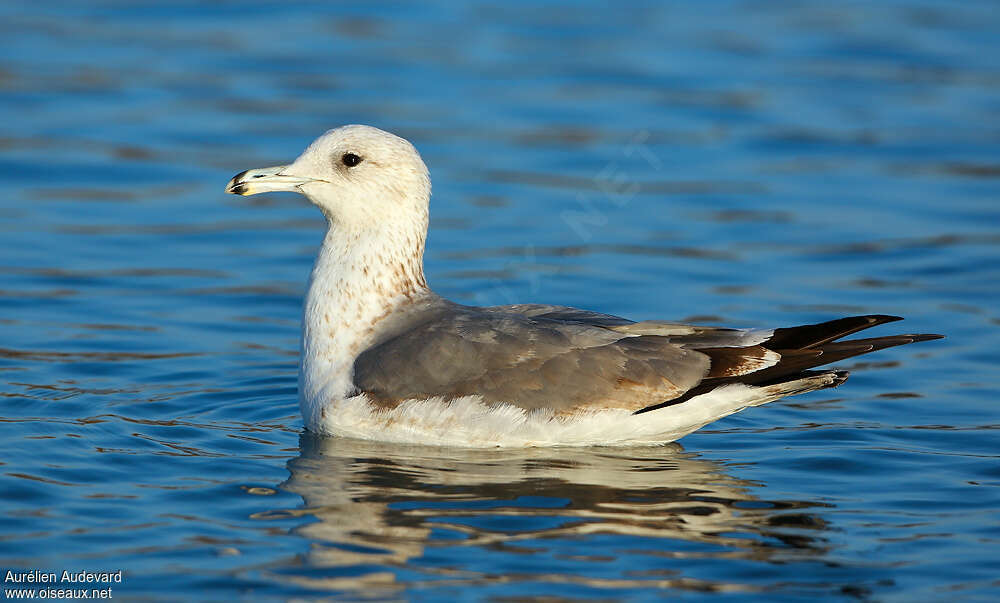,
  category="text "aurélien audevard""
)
[5,570,123,584]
